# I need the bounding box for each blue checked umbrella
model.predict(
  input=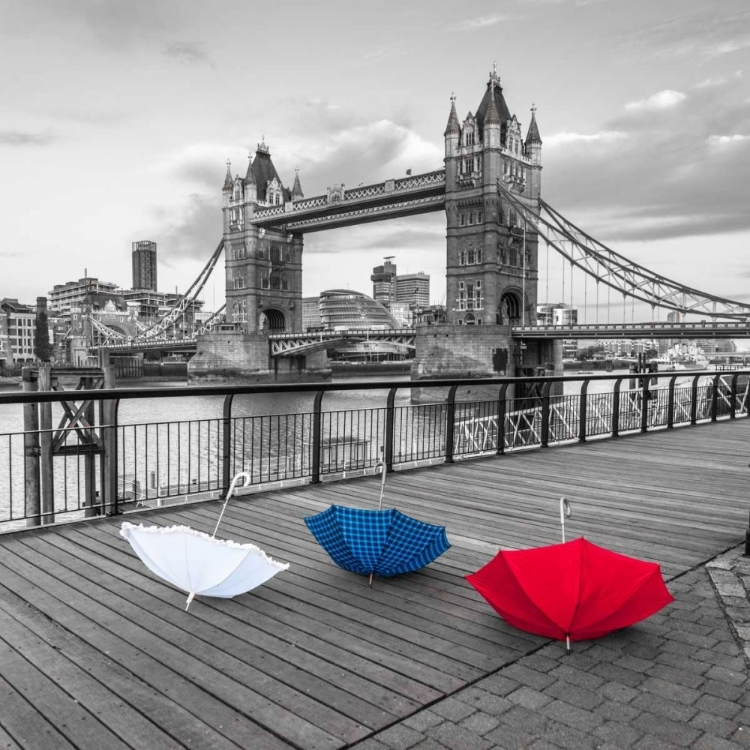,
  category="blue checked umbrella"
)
[304,457,450,585]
